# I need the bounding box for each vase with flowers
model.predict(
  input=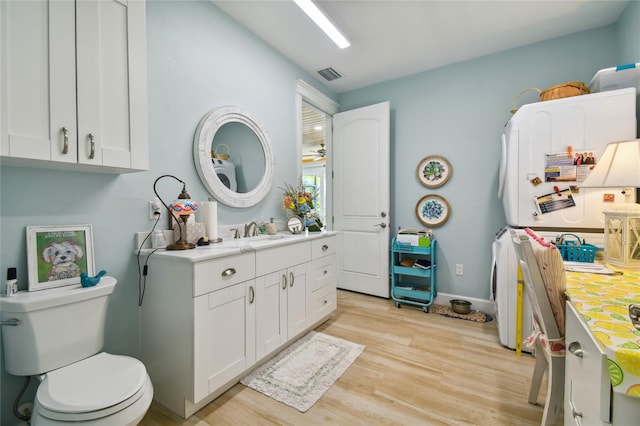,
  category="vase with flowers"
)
[281,180,323,232]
